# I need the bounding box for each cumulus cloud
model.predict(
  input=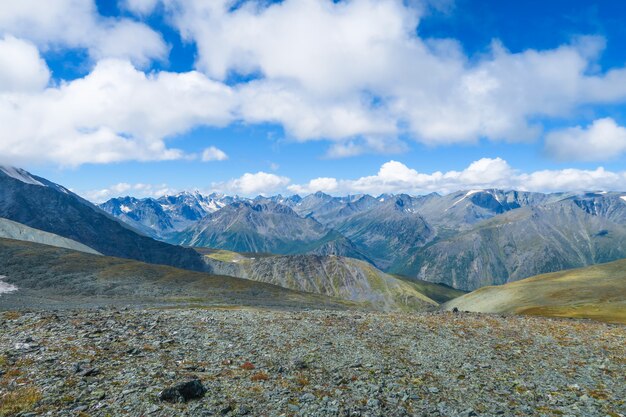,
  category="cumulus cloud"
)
[212,171,290,196]
[0,0,166,66]
[122,0,160,16]
[82,182,177,203]
[0,36,49,92]
[0,59,236,166]
[287,158,626,196]
[84,158,626,200]
[288,177,339,195]
[4,0,626,166]
[161,0,626,153]
[545,118,626,161]
[201,146,228,161]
